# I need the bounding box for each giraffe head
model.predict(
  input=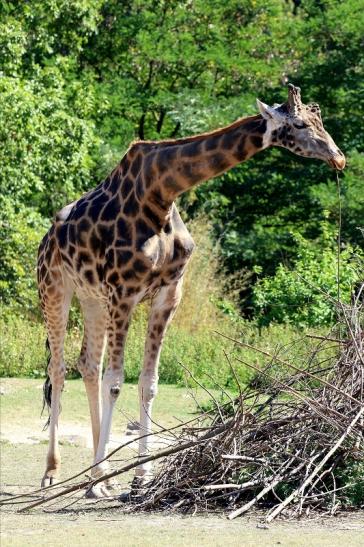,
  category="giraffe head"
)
[257,84,346,170]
